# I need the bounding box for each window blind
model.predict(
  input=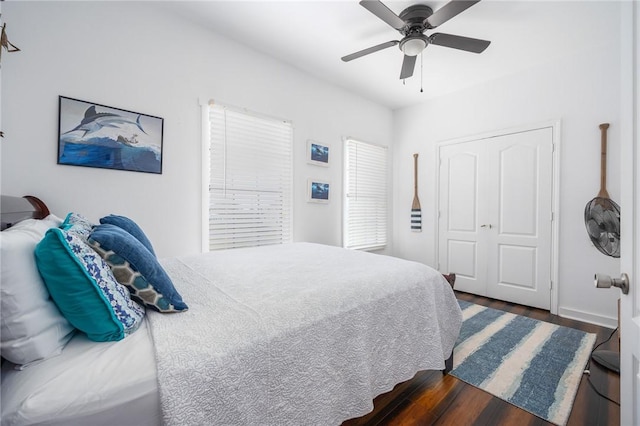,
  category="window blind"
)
[343,138,388,251]
[207,103,293,251]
